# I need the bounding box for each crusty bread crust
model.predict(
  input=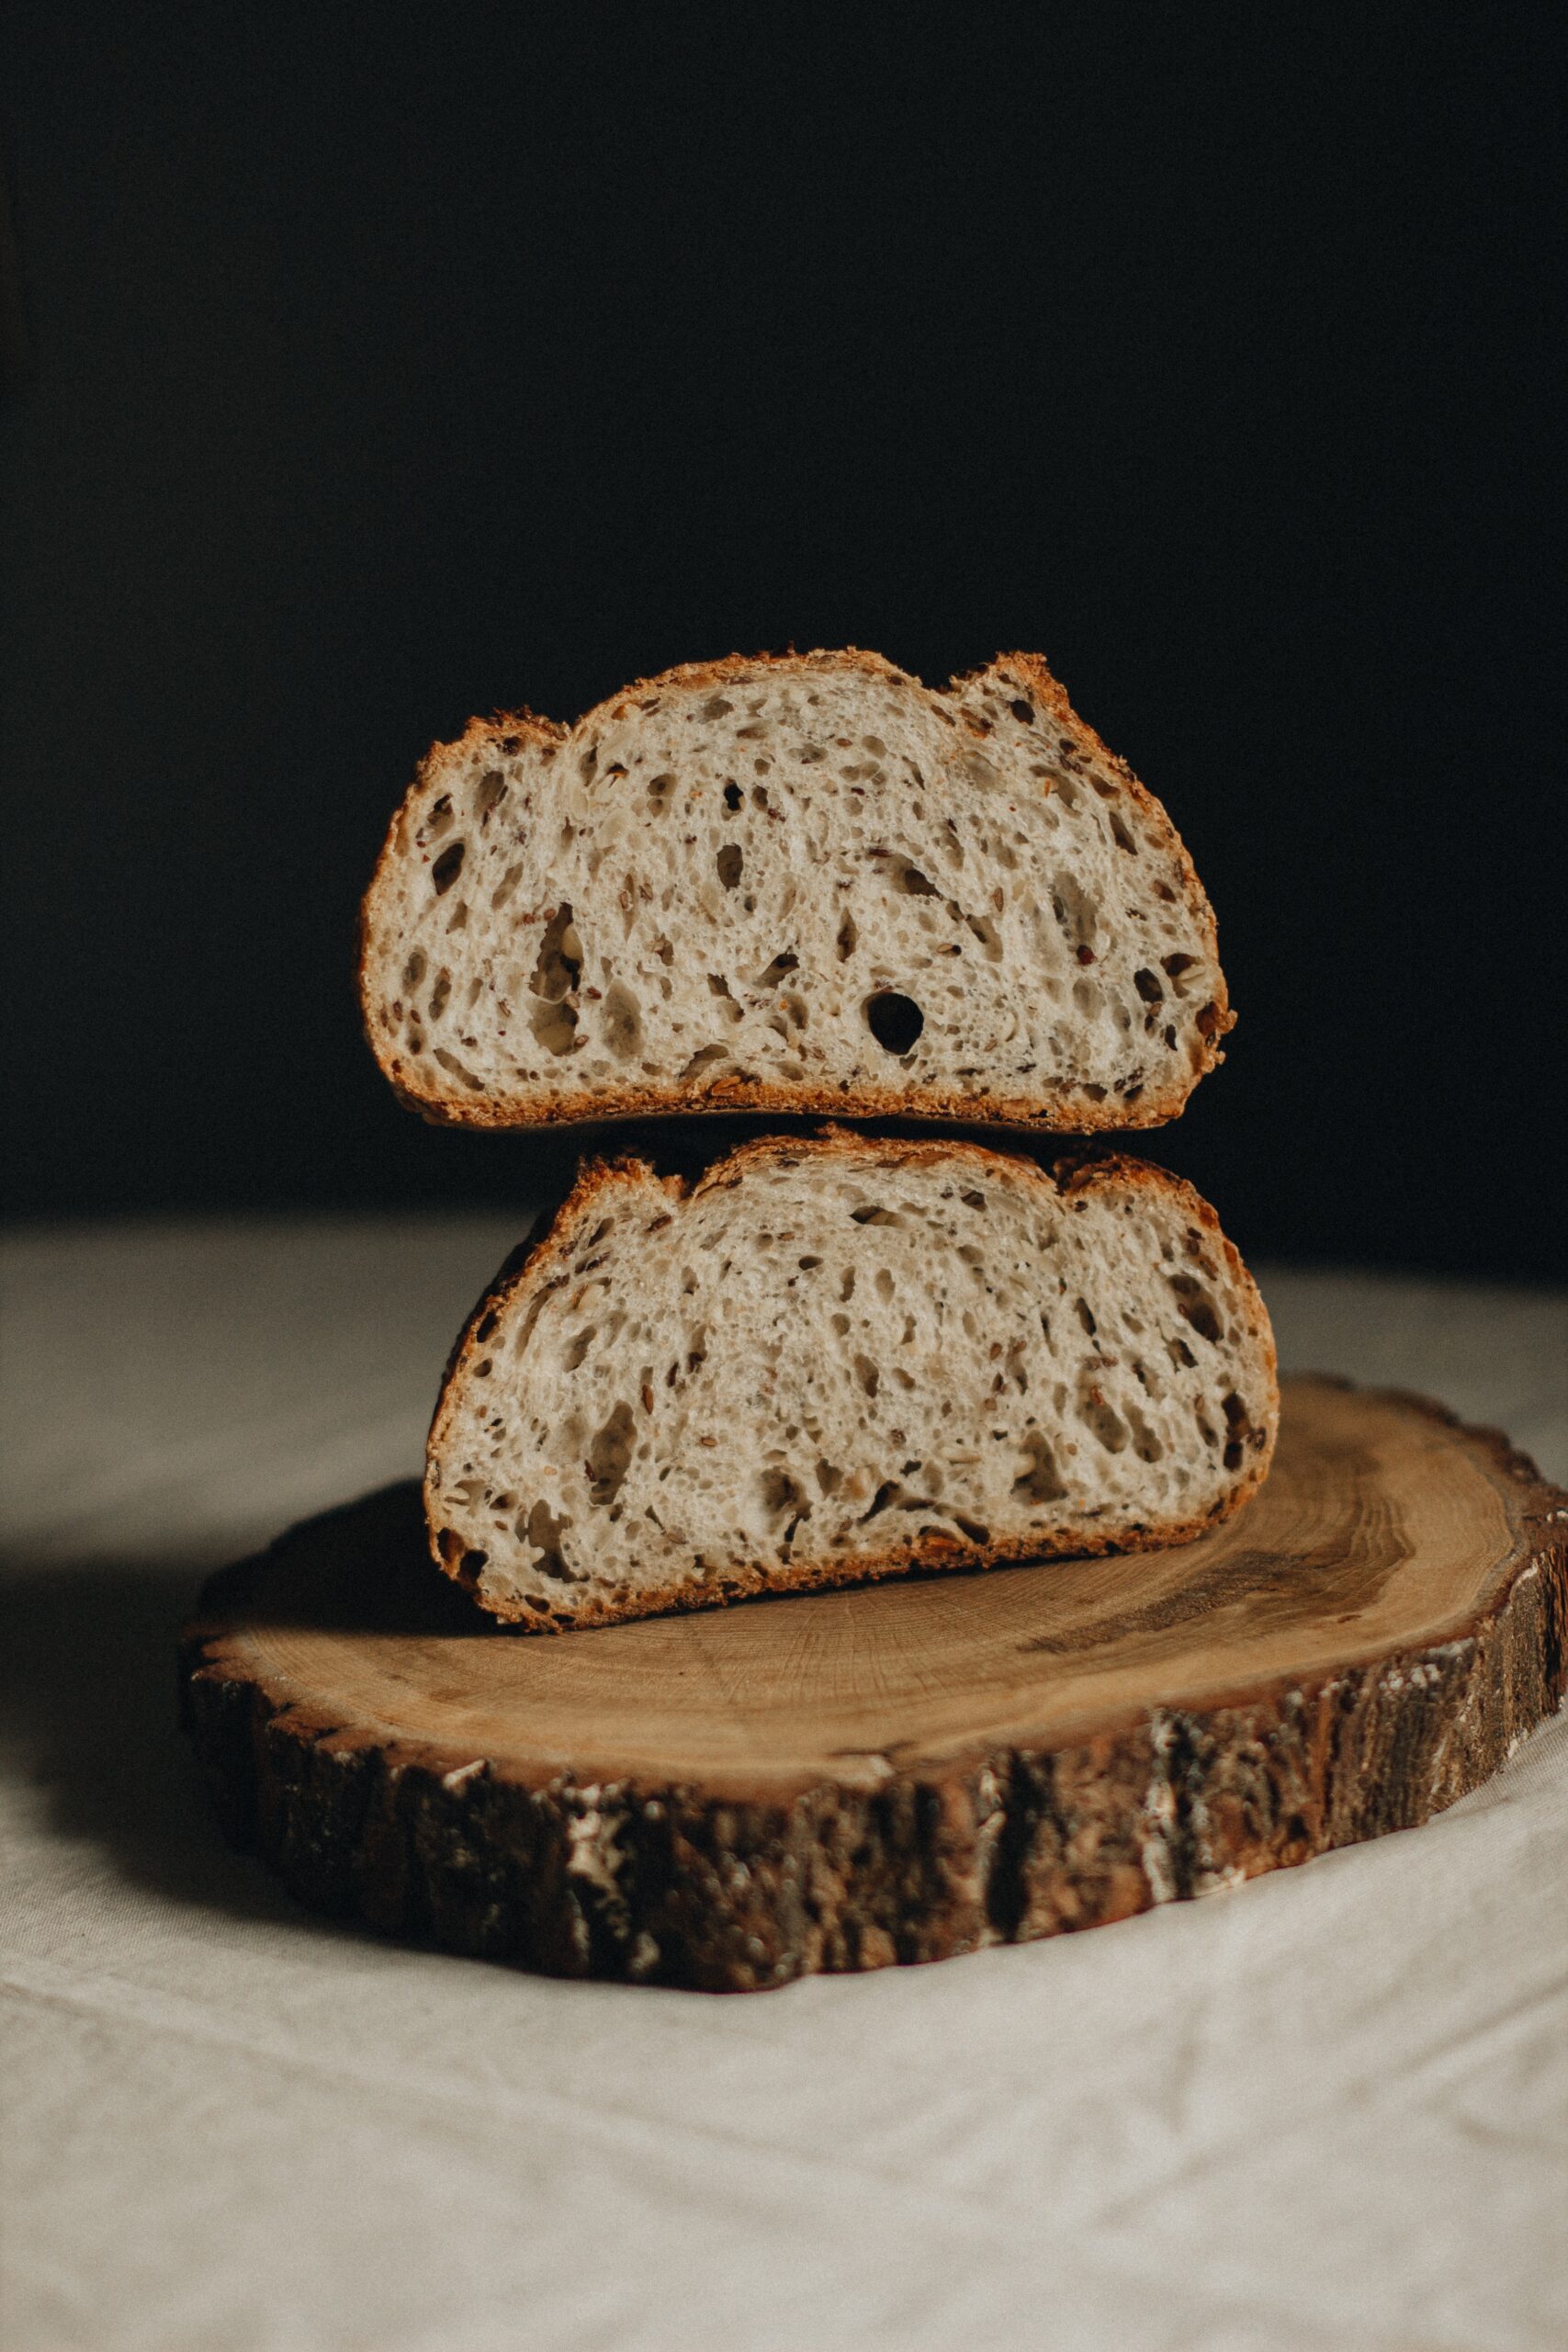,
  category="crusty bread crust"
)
[425,1128,1279,1631]
[361,650,1233,1134]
